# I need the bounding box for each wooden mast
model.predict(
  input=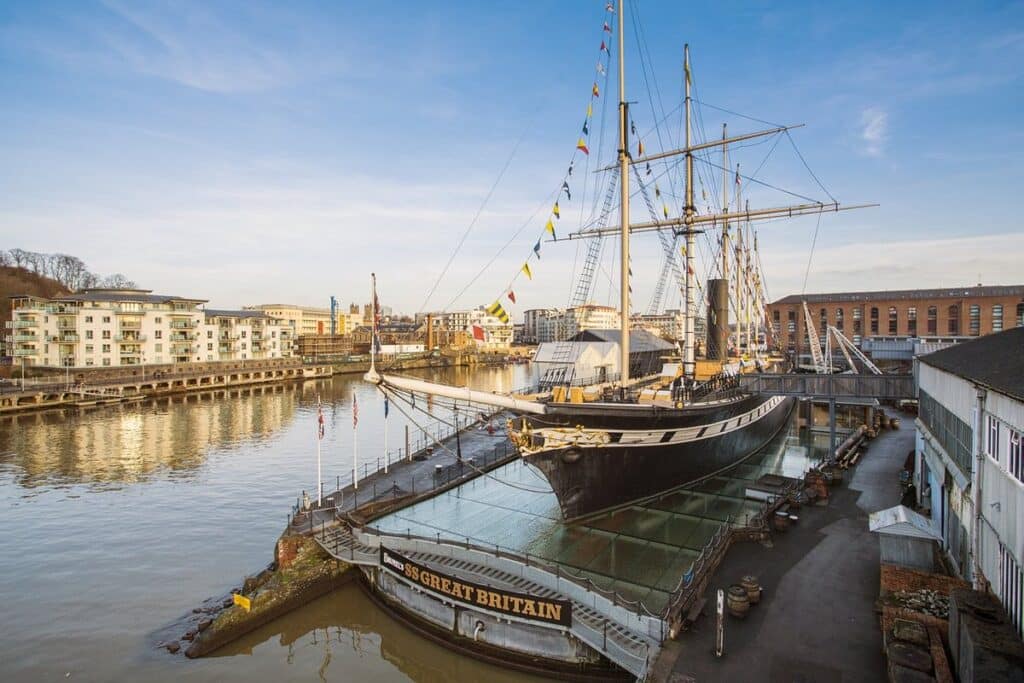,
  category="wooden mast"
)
[683,44,696,382]
[618,0,631,384]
